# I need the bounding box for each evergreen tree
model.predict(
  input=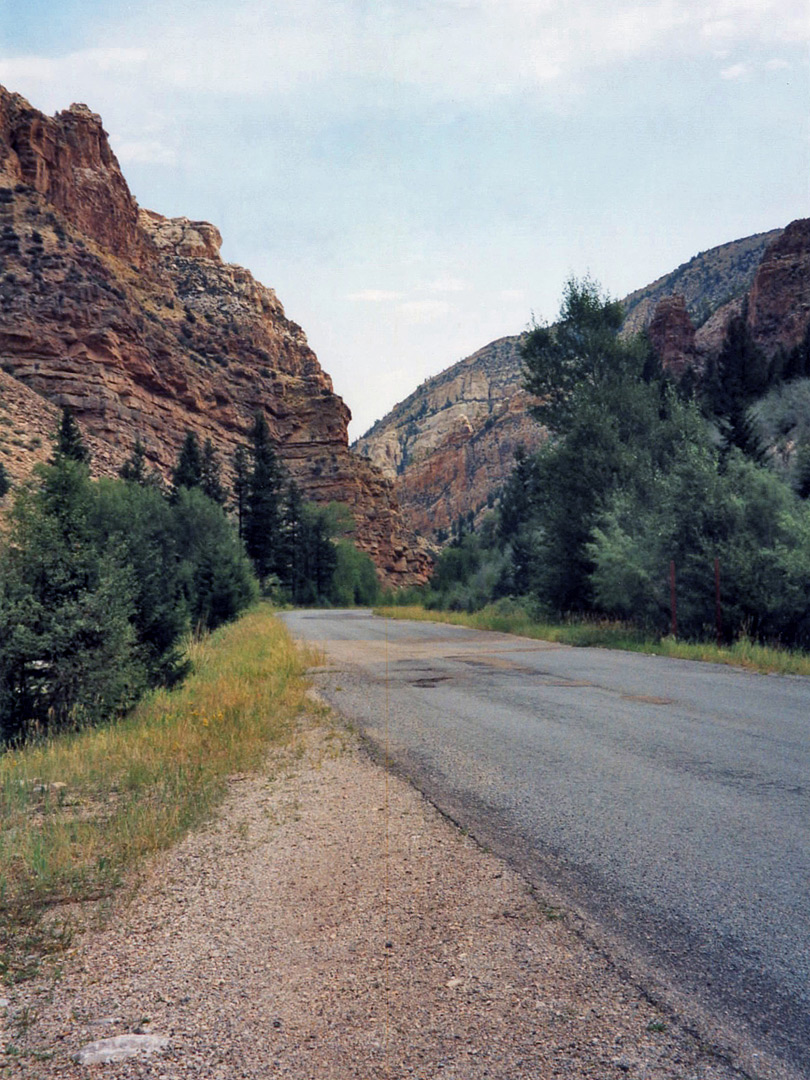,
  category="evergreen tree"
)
[200,438,227,505]
[0,457,140,741]
[119,437,147,484]
[53,407,89,463]
[232,445,250,540]
[171,430,203,496]
[0,461,9,499]
[244,411,285,581]
[280,480,308,602]
[704,314,770,460]
[795,441,810,500]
